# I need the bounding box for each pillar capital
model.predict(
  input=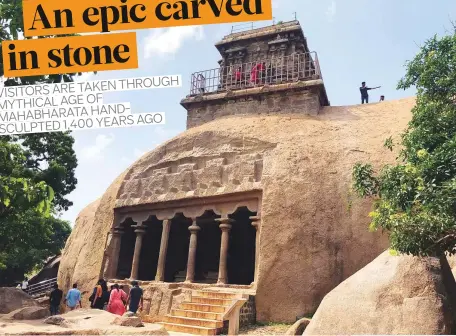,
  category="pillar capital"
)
[132,224,147,235]
[188,224,201,233]
[249,215,260,222]
[250,216,260,229]
[112,226,124,235]
[219,223,232,232]
[215,217,234,225]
